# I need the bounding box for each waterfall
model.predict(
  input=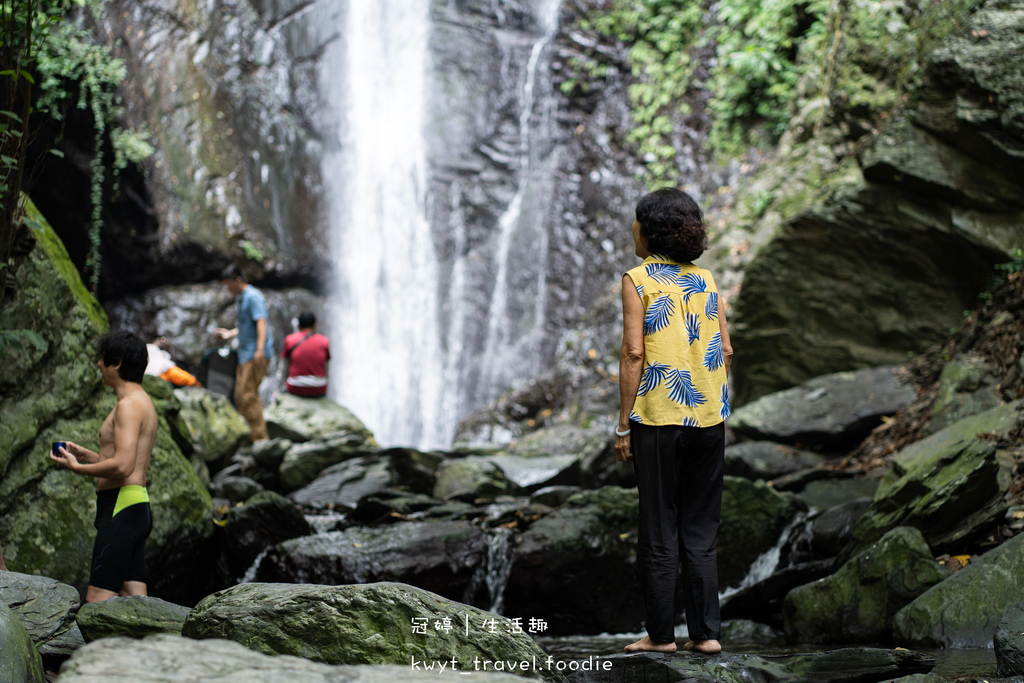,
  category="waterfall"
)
[322,1,444,449]
[477,1,562,396]
[321,1,563,450]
